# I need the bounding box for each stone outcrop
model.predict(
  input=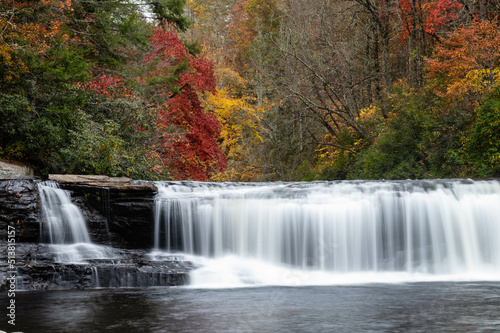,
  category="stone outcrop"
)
[49,174,158,248]
[0,176,196,291]
[0,161,35,180]
[0,179,40,242]
[0,176,159,248]
[48,174,155,190]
